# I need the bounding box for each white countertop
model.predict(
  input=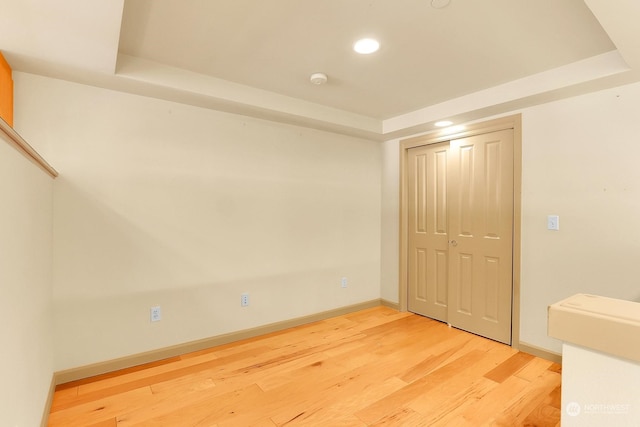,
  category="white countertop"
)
[548,293,640,363]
